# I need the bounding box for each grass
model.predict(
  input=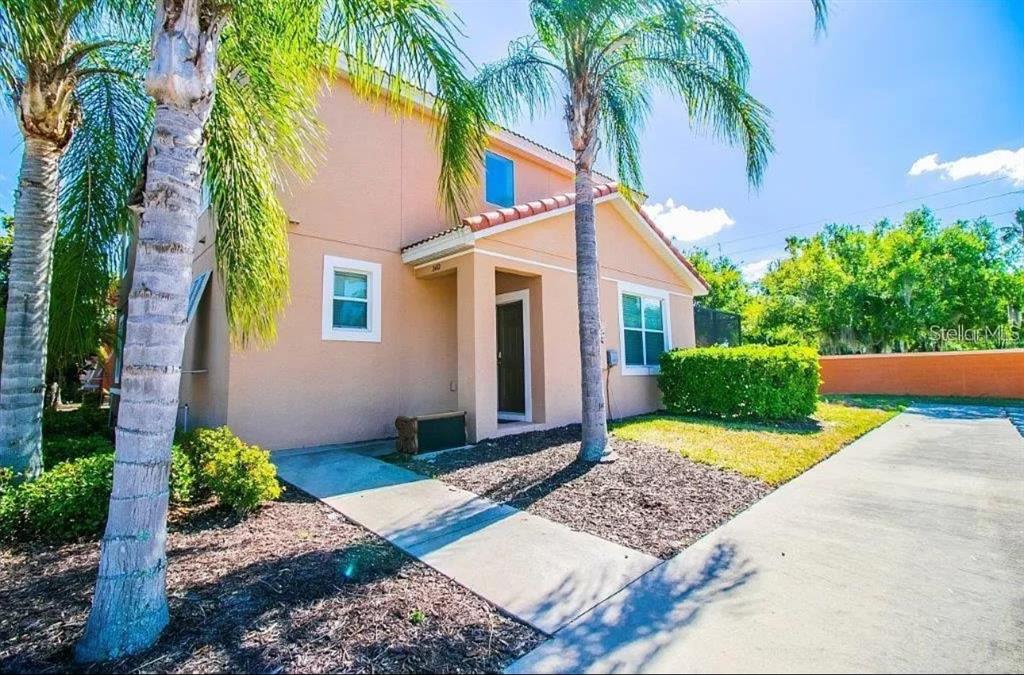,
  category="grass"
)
[823,393,1024,411]
[611,401,898,486]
